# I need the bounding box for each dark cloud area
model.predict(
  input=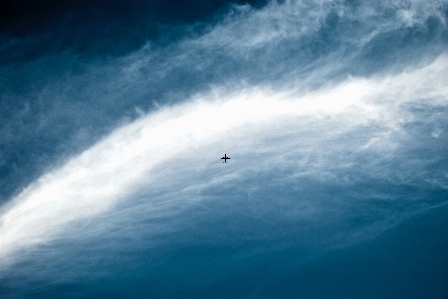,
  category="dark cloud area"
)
[0,0,269,58]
